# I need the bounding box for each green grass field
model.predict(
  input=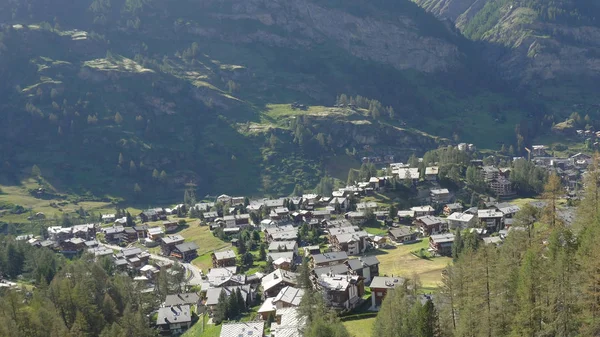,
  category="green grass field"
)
[342,317,377,337]
[0,178,117,224]
[368,239,451,288]
[341,239,451,336]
